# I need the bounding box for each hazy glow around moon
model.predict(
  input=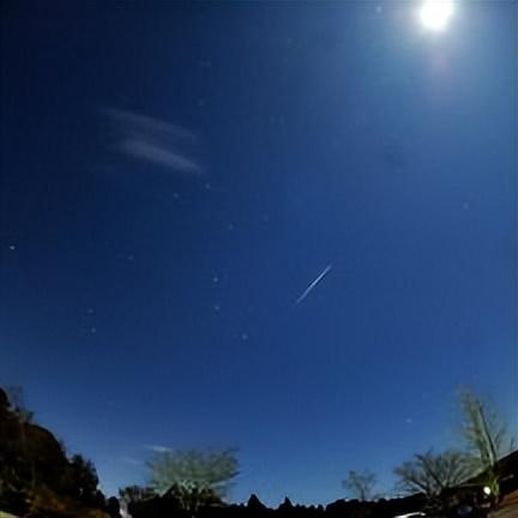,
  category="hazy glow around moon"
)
[419,0,455,32]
